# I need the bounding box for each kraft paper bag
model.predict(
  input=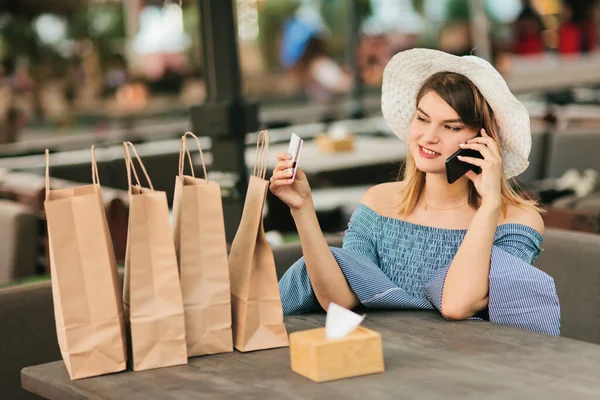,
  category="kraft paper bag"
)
[122,141,188,371]
[172,132,233,357]
[228,130,289,352]
[44,147,126,380]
